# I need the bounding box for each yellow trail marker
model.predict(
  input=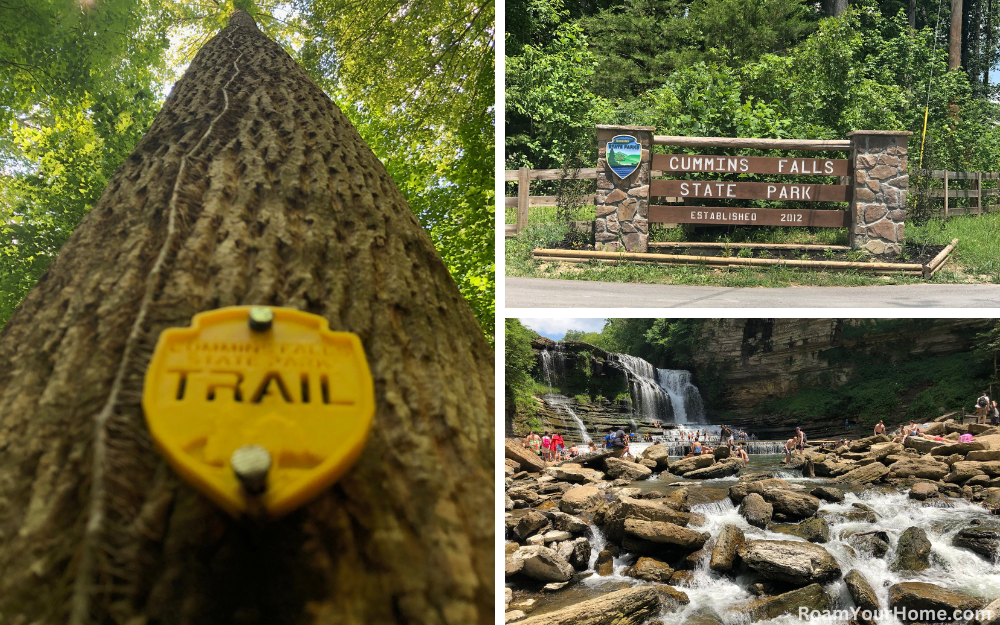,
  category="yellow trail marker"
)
[142,306,375,517]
